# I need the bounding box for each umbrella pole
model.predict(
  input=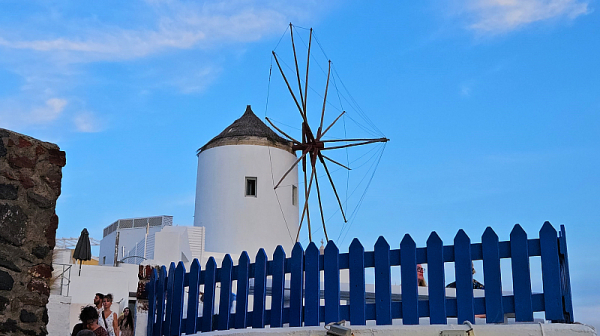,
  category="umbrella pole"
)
[79,260,82,276]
